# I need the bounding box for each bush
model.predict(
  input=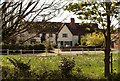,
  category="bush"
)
[2,44,45,54]
[2,44,45,50]
[2,44,20,50]
[112,73,120,81]
[2,57,90,81]
[2,66,13,79]
[4,58,32,79]
[28,44,45,50]
[59,57,75,76]
[80,32,104,46]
